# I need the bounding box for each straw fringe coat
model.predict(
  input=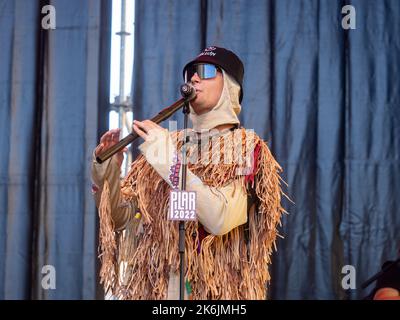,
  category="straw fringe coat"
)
[96,127,287,300]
